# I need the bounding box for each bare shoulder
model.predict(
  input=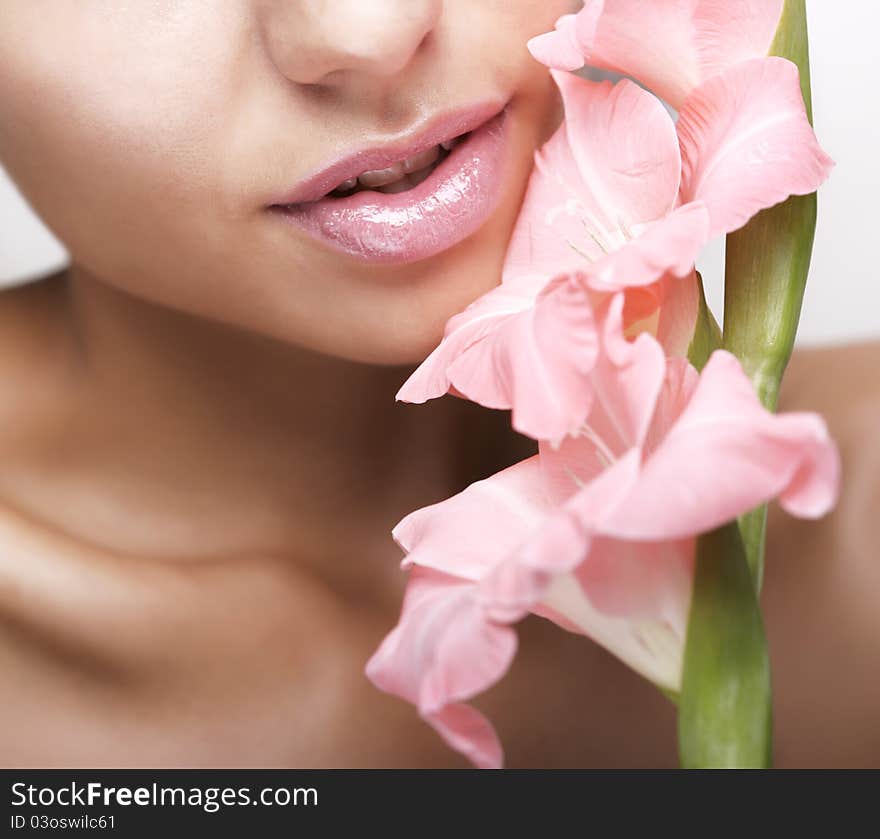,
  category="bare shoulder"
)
[777,340,880,571]
[781,341,880,414]
[778,341,880,533]
[767,342,880,767]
